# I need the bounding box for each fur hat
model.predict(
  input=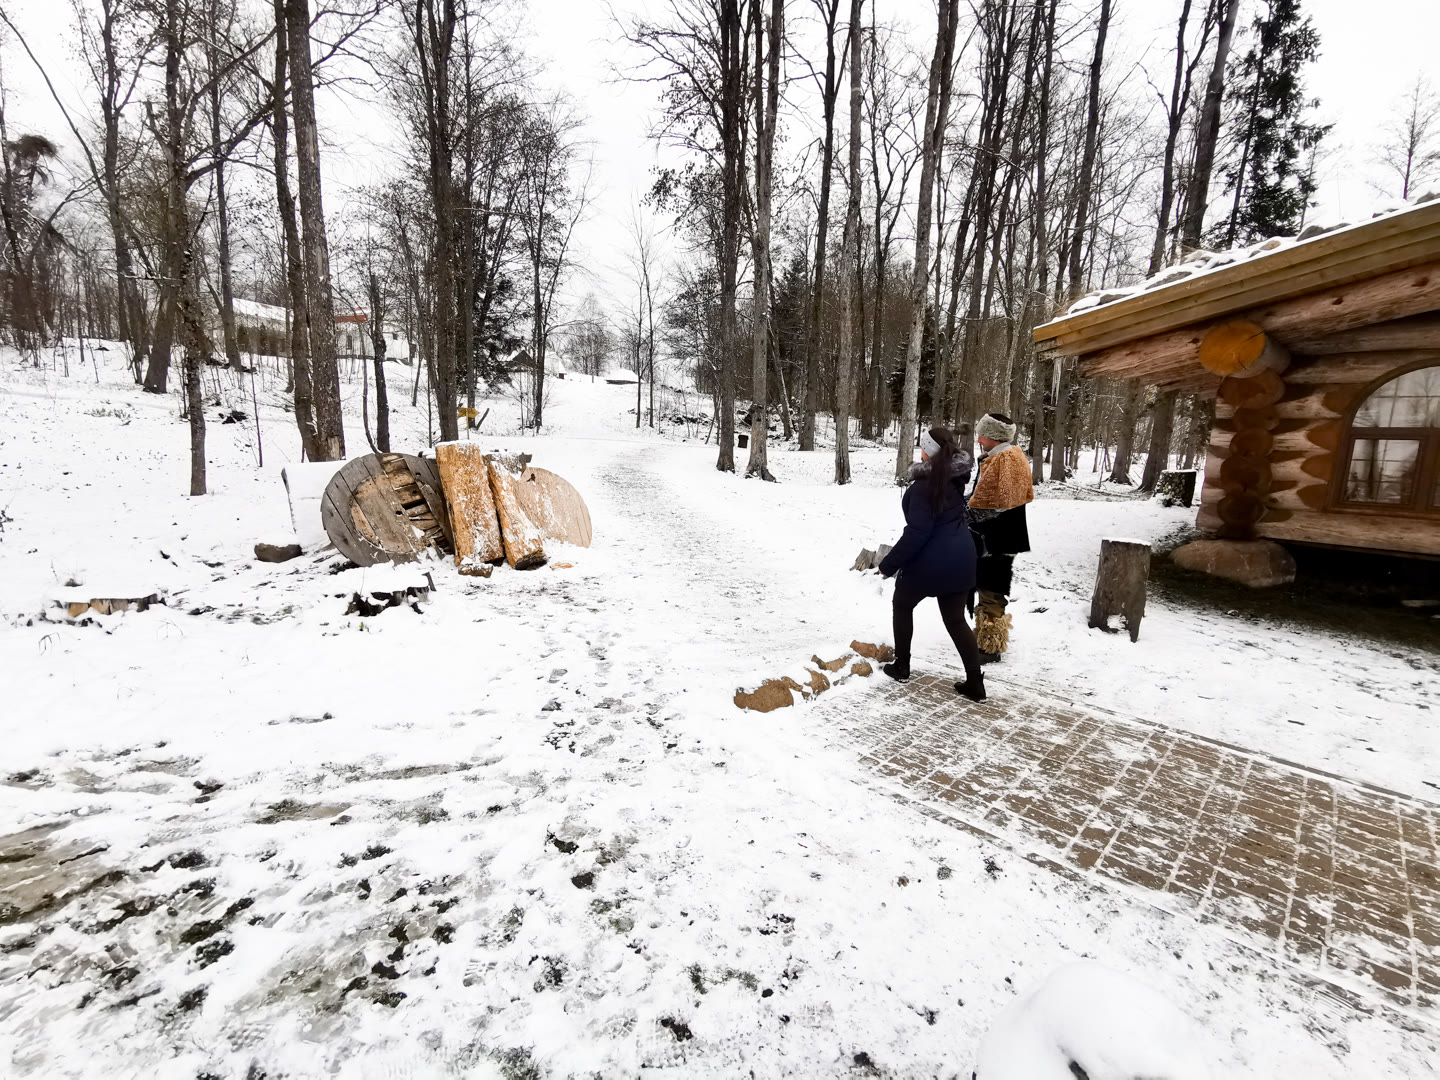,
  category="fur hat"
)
[976,413,1017,444]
